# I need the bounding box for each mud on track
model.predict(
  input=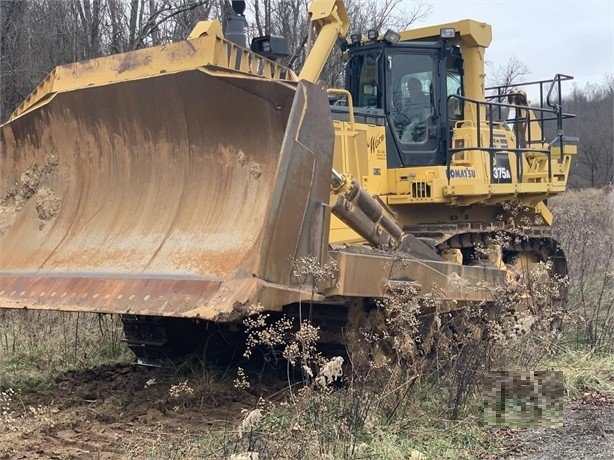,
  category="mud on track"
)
[0,364,262,459]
